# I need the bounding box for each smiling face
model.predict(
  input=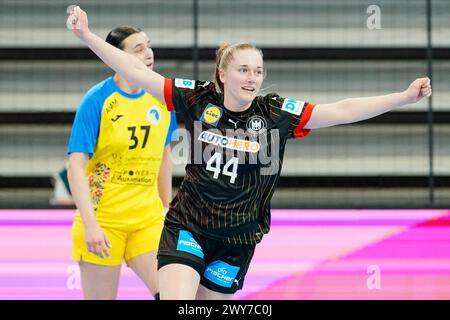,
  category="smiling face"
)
[121,31,154,70]
[219,48,264,111]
